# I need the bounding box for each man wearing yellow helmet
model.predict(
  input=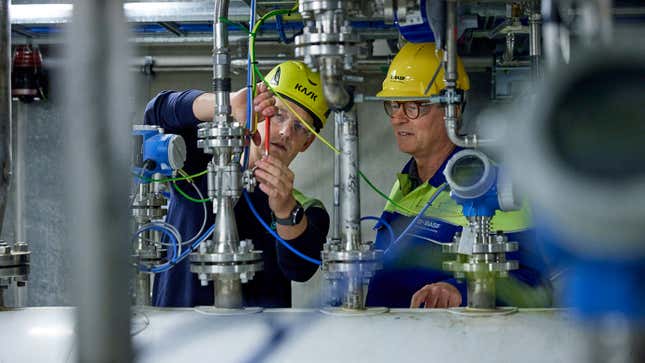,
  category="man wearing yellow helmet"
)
[366,42,552,309]
[144,61,330,307]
